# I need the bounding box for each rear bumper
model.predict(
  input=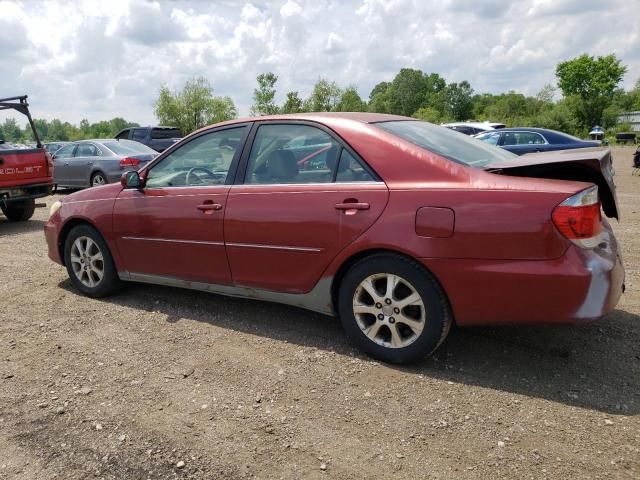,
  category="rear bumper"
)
[423,226,625,326]
[1,182,52,202]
